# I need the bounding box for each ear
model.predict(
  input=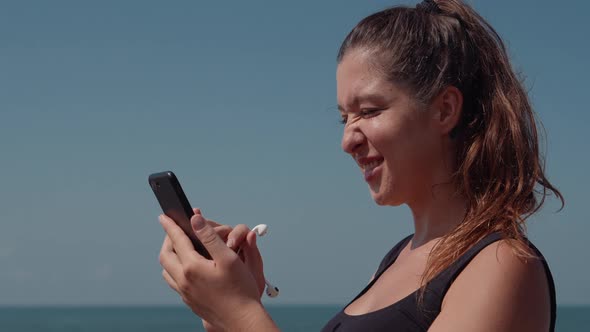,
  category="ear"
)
[431,86,463,136]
